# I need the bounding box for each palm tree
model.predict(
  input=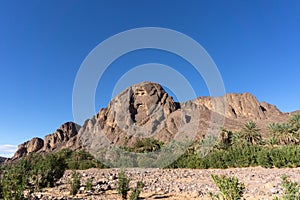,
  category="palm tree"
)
[231,131,244,147]
[289,114,300,131]
[269,122,298,145]
[268,123,281,145]
[241,121,262,145]
[217,127,233,149]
